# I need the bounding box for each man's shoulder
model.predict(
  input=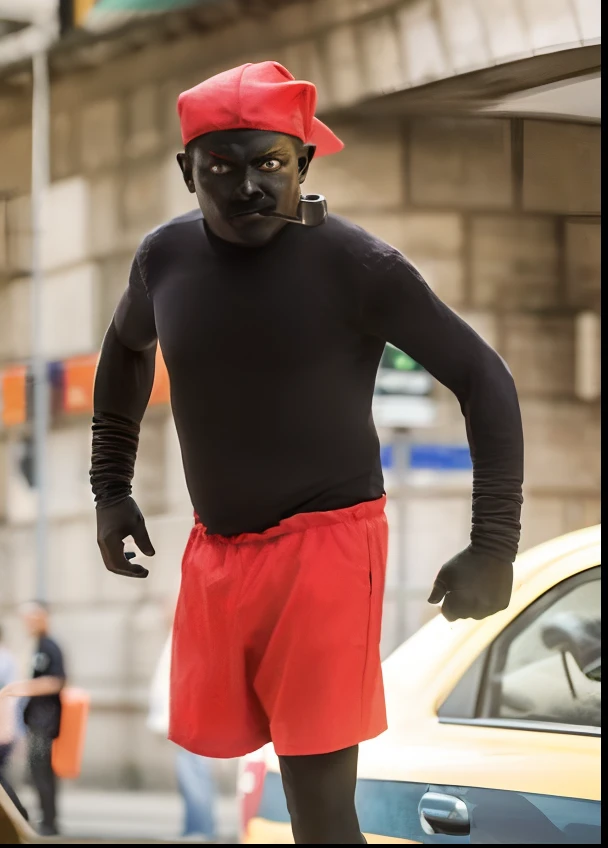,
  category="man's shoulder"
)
[0,647,17,683]
[154,208,203,234]
[320,214,402,266]
[38,635,62,657]
[36,636,65,680]
[138,209,203,255]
